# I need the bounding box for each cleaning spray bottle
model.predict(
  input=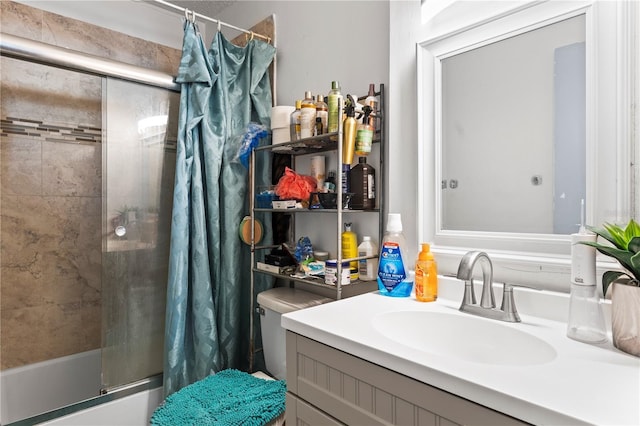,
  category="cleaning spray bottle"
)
[567,199,607,343]
[377,213,413,297]
[415,243,437,302]
[342,222,359,281]
[355,105,374,156]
